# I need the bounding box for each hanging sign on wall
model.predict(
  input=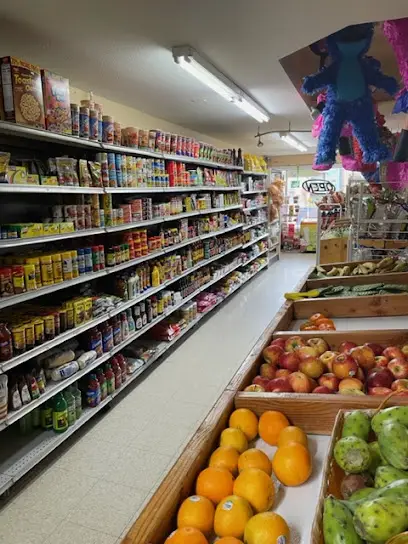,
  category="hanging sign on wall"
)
[302,179,335,194]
